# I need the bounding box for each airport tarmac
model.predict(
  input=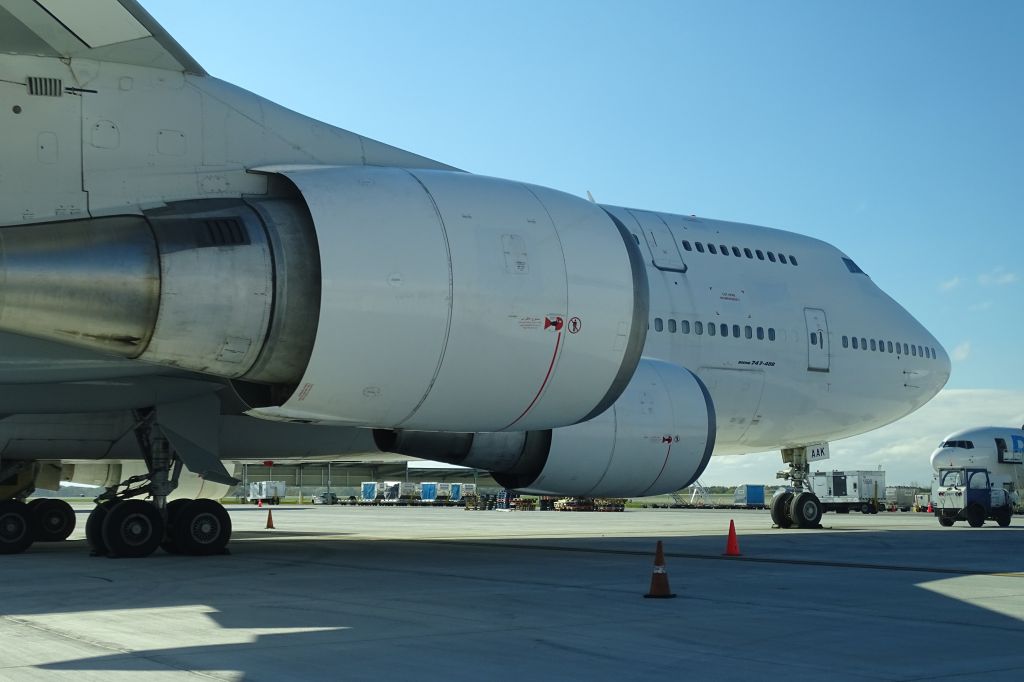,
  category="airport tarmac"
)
[2,505,1024,681]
